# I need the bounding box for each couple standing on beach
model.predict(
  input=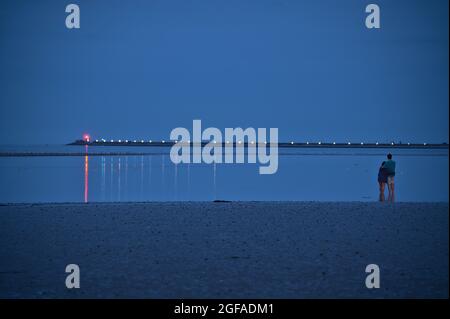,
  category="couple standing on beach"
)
[378,153,396,202]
